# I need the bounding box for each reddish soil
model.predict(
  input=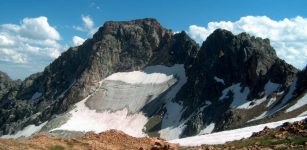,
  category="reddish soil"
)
[0,130,179,150]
